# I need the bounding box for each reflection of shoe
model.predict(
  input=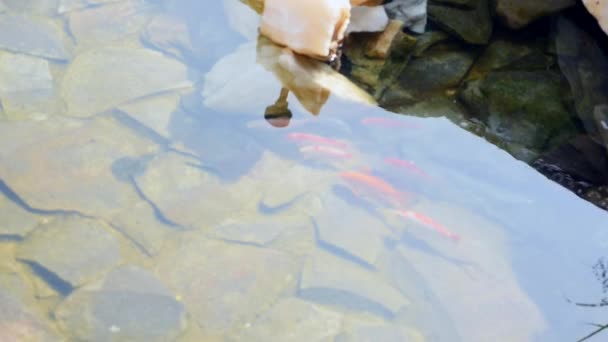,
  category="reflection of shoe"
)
[264,88,292,128]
